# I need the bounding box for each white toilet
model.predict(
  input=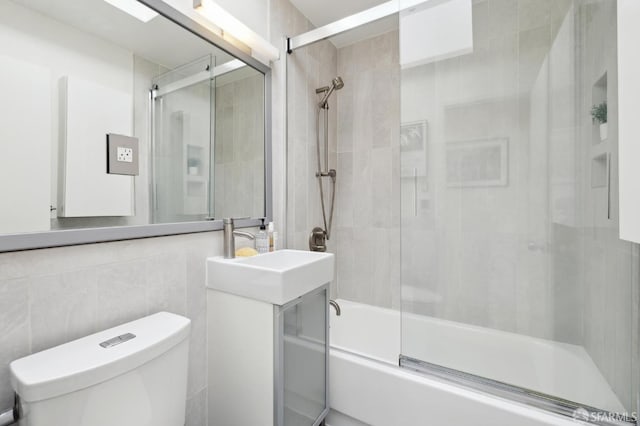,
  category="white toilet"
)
[9,312,191,426]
